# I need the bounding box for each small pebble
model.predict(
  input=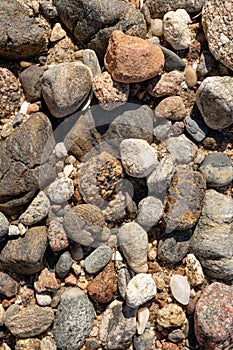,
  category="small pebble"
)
[36,292,52,306]
[19,101,29,115]
[157,303,186,328]
[8,225,20,237]
[151,19,164,36]
[55,251,73,279]
[126,273,157,308]
[13,113,24,126]
[54,142,67,159]
[1,122,13,138]
[184,254,205,286]
[50,23,66,42]
[84,246,112,274]
[137,196,163,230]
[185,66,197,88]
[27,103,40,114]
[170,274,190,305]
[137,307,150,335]
[48,177,74,203]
